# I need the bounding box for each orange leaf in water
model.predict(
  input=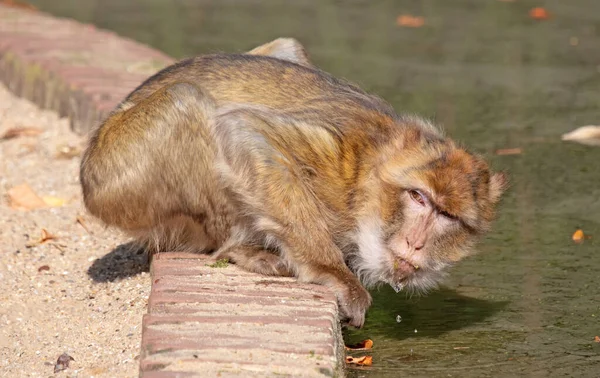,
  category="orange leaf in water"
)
[6,183,47,210]
[396,15,425,28]
[594,336,600,343]
[345,339,374,351]
[0,0,37,11]
[495,148,522,156]
[345,355,373,366]
[0,126,43,140]
[529,7,549,20]
[572,229,584,243]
